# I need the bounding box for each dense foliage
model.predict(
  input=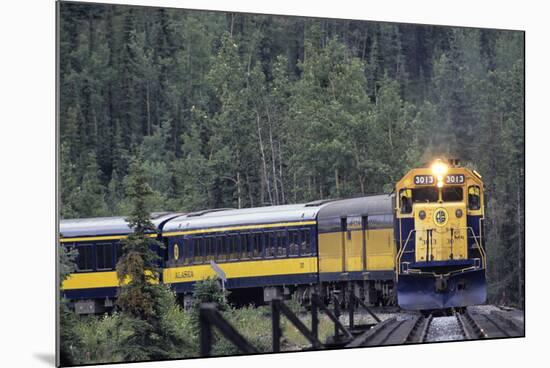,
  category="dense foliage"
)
[58,246,81,366]
[62,278,320,364]
[59,4,524,305]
